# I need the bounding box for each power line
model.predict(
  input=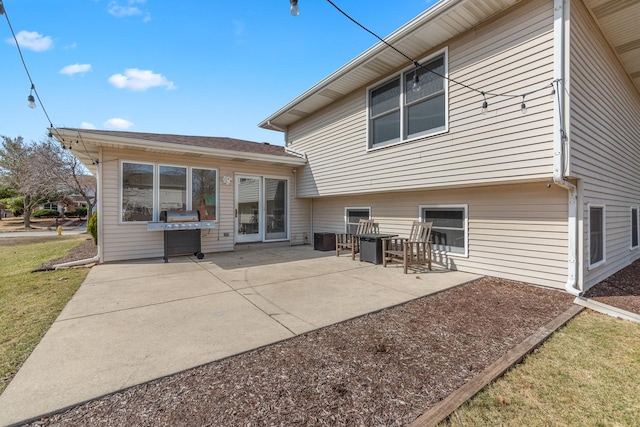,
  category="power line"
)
[1,0,97,163]
[324,0,556,104]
